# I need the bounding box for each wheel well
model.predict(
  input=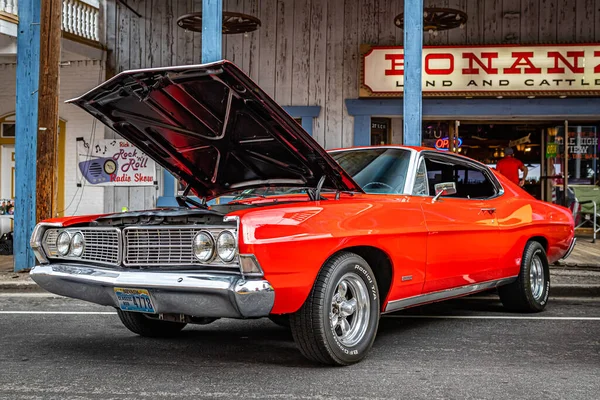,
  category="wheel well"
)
[529,236,548,252]
[338,246,393,308]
